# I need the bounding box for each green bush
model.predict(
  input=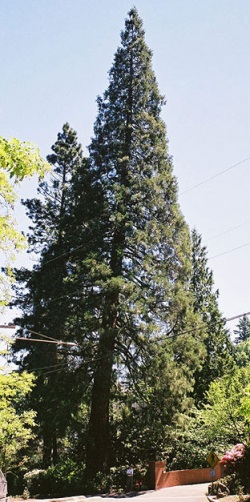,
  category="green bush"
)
[208,474,244,497]
[23,462,148,497]
[24,461,84,497]
[165,440,208,471]
[82,465,148,494]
